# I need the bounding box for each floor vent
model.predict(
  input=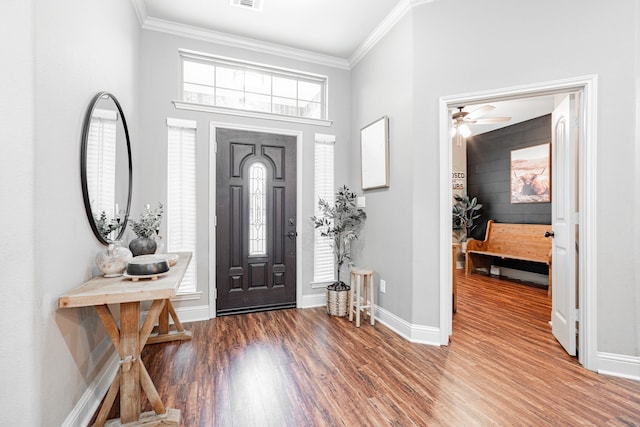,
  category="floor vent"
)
[230,0,263,11]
